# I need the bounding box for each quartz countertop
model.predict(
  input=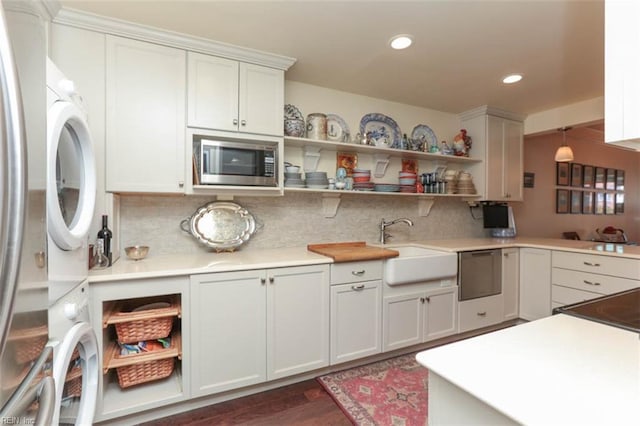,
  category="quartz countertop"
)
[89,246,331,283]
[89,237,640,283]
[390,237,640,259]
[416,315,640,425]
